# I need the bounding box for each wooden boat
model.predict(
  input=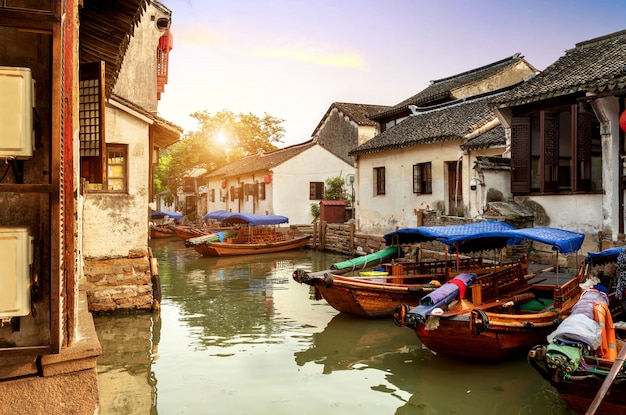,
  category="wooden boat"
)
[392,226,587,361]
[528,247,626,415]
[292,221,528,319]
[190,212,311,257]
[149,211,182,239]
[150,223,176,239]
[292,256,522,319]
[169,224,217,240]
